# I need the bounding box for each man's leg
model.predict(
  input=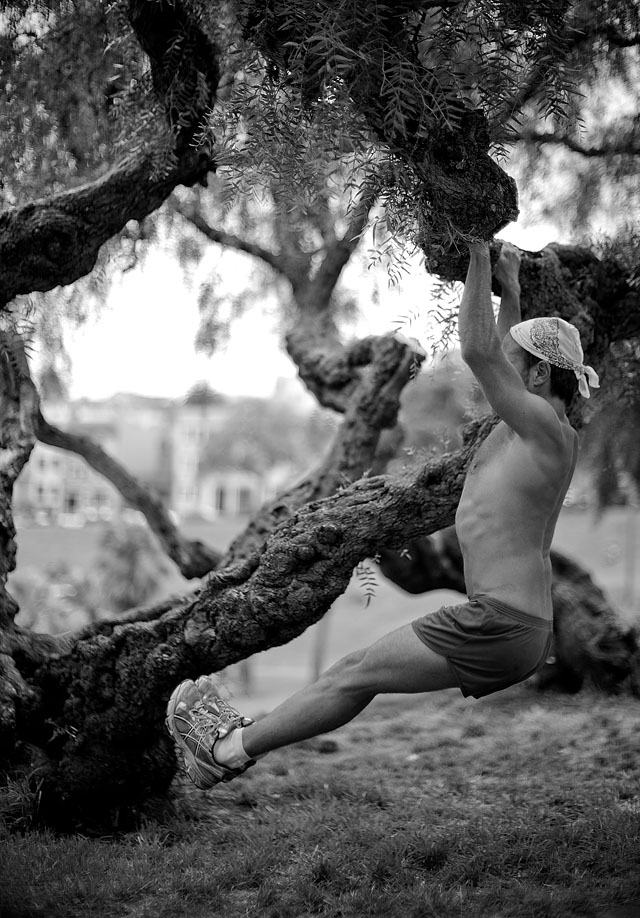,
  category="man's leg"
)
[166,623,458,788]
[238,623,457,759]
